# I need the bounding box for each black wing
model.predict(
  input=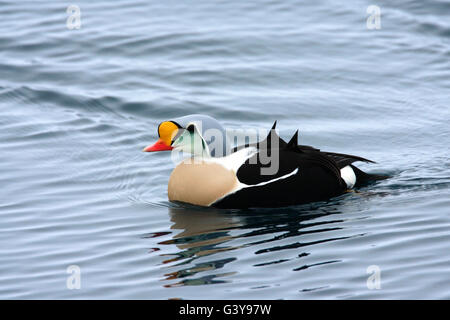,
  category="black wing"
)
[296,145,375,169]
[214,149,346,209]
